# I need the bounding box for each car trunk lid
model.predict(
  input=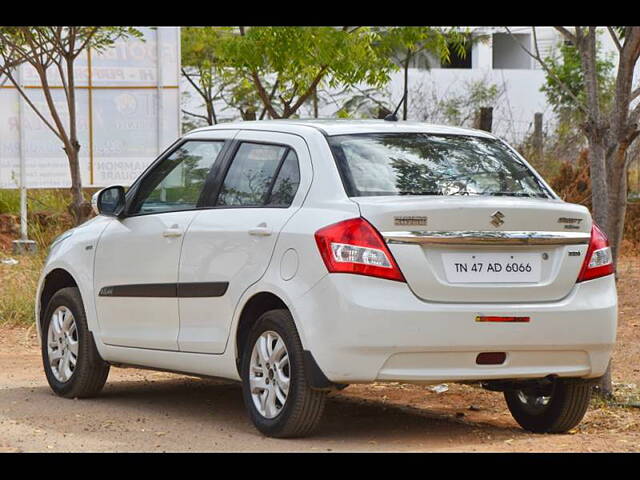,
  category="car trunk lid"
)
[353,195,592,303]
